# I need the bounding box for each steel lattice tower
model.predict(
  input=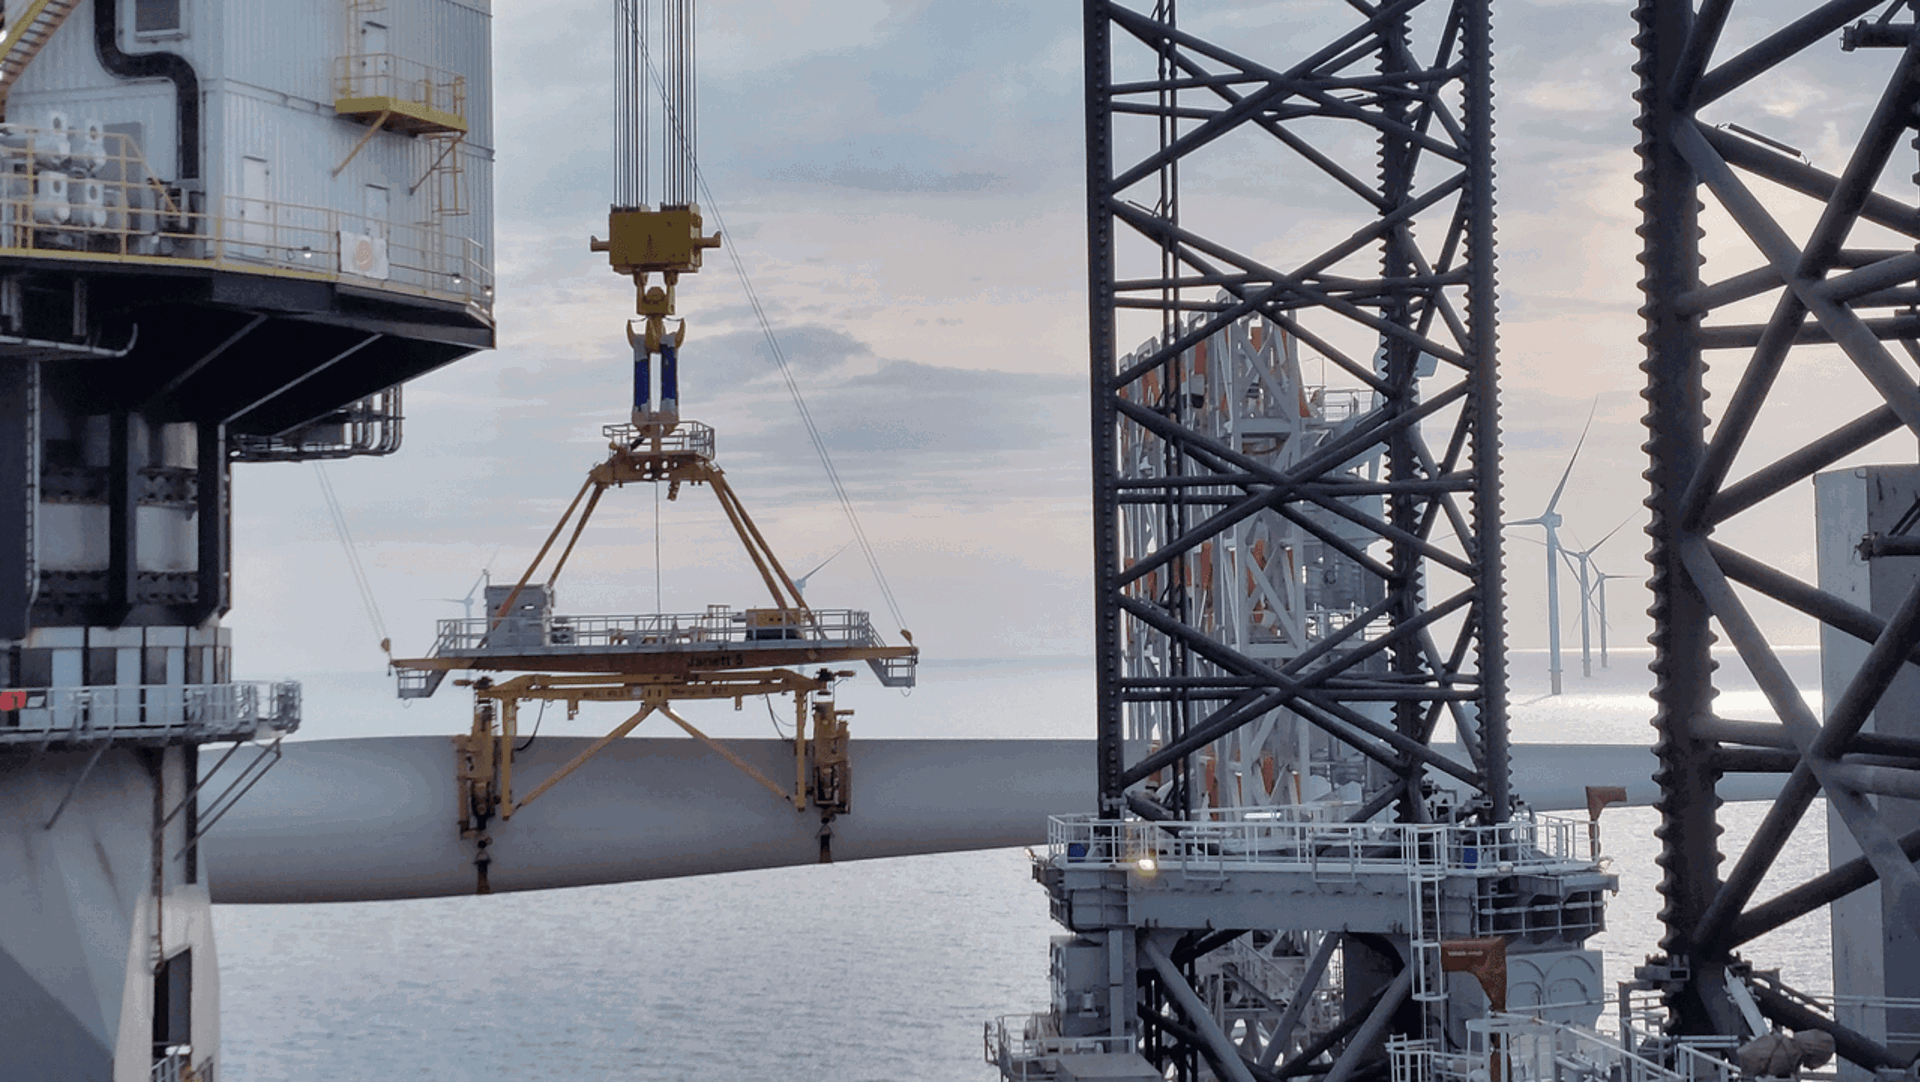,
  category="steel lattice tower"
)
[1636,0,1920,1063]
[1081,3,1513,1073]
[1086,0,1508,831]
